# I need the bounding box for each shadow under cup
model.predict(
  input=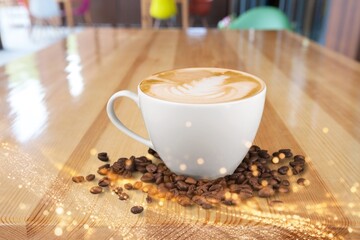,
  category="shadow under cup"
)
[137,69,266,179]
